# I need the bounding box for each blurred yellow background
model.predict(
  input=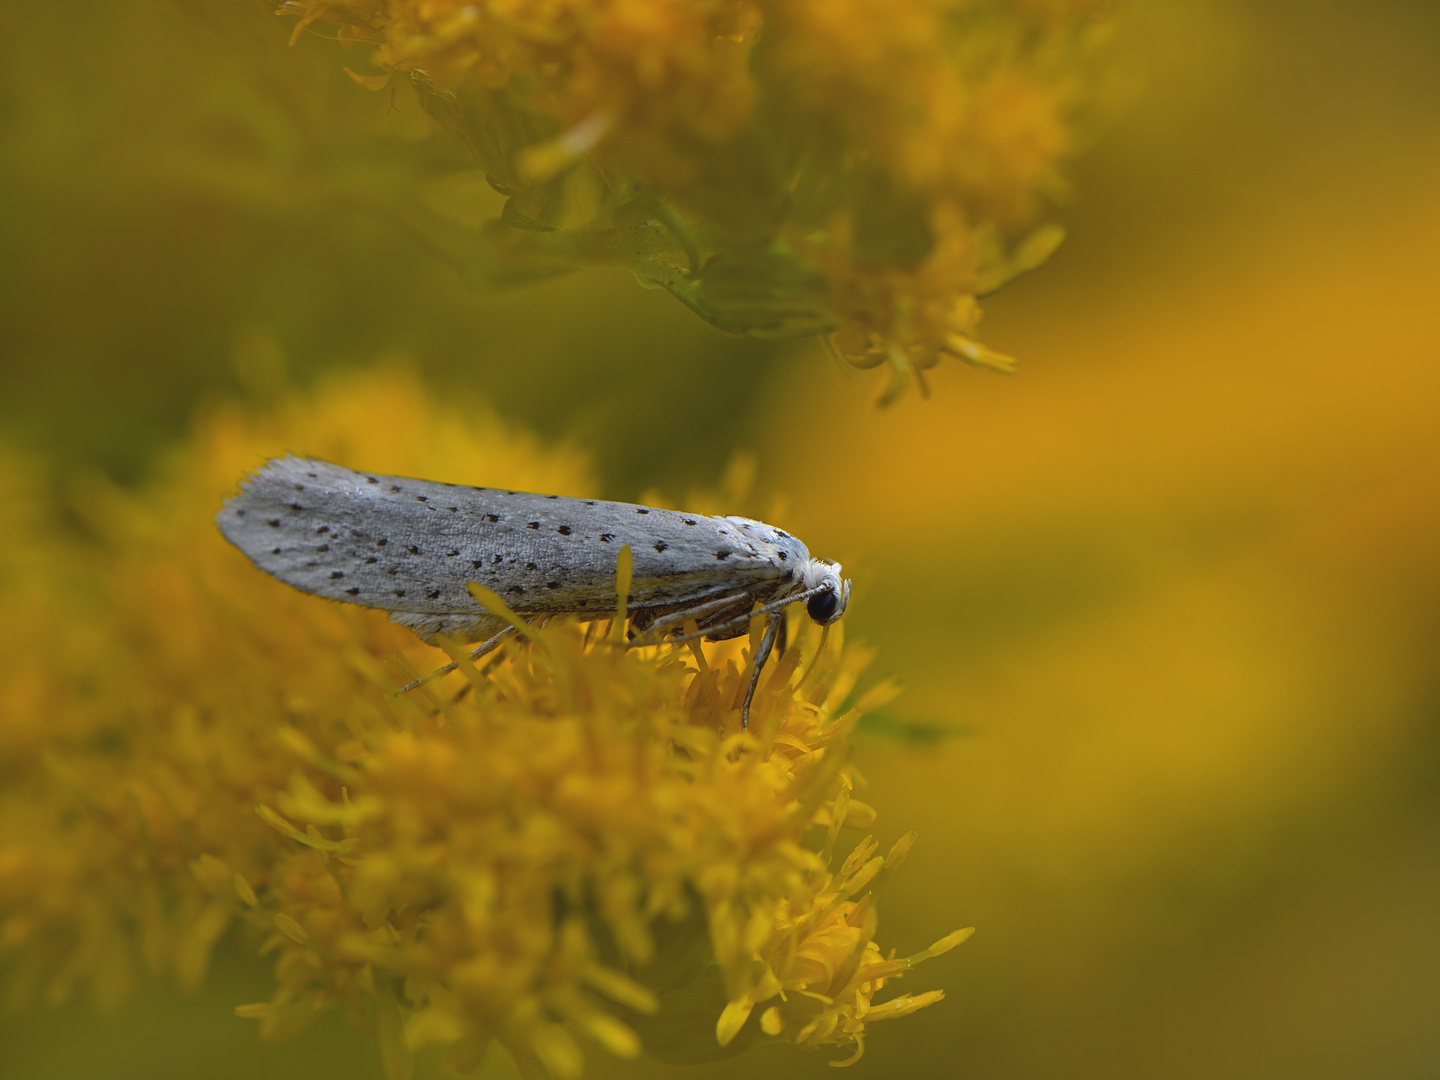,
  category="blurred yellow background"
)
[4,1,1439,1078]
